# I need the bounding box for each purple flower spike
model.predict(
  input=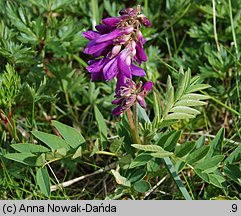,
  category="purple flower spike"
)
[112,79,153,116]
[83,5,151,103]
